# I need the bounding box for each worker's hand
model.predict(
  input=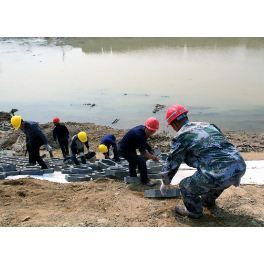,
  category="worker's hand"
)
[160,182,171,196]
[109,150,113,156]
[45,144,52,152]
[152,155,159,163]
[80,152,85,157]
